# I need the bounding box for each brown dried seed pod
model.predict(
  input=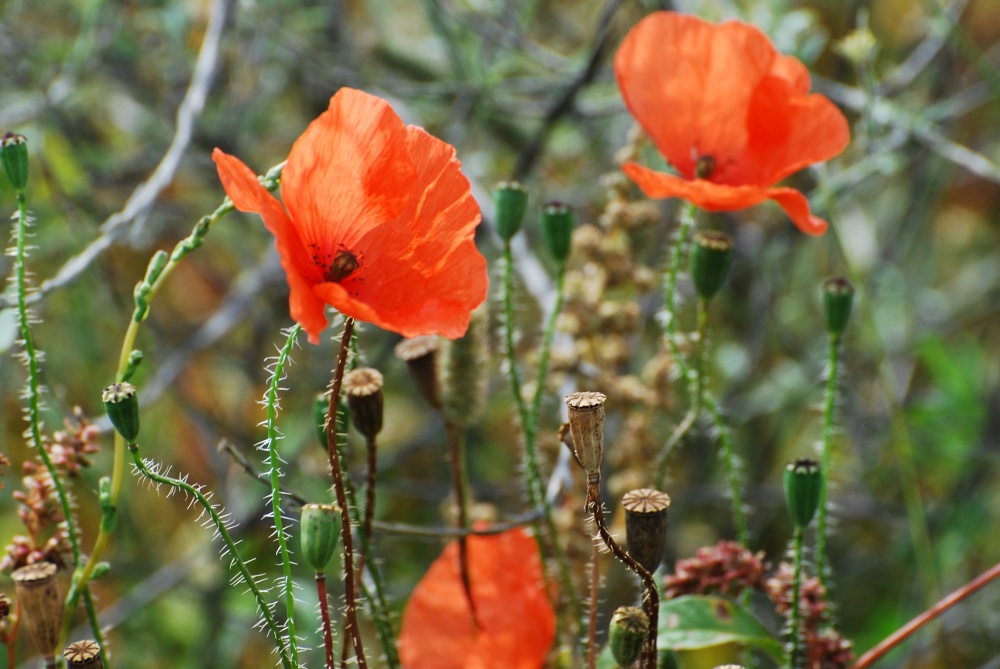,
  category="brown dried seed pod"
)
[394,335,441,409]
[12,562,62,661]
[622,488,672,574]
[343,368,384,439]
[64,639,104,668]
[564,391,607,478]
